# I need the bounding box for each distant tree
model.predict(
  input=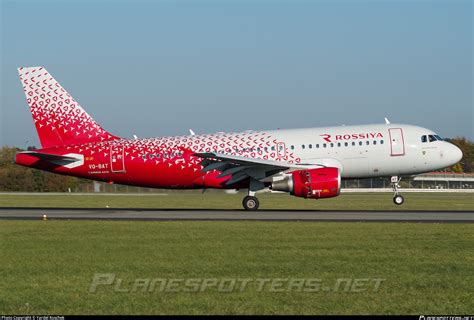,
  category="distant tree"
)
[451,163,463,173]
